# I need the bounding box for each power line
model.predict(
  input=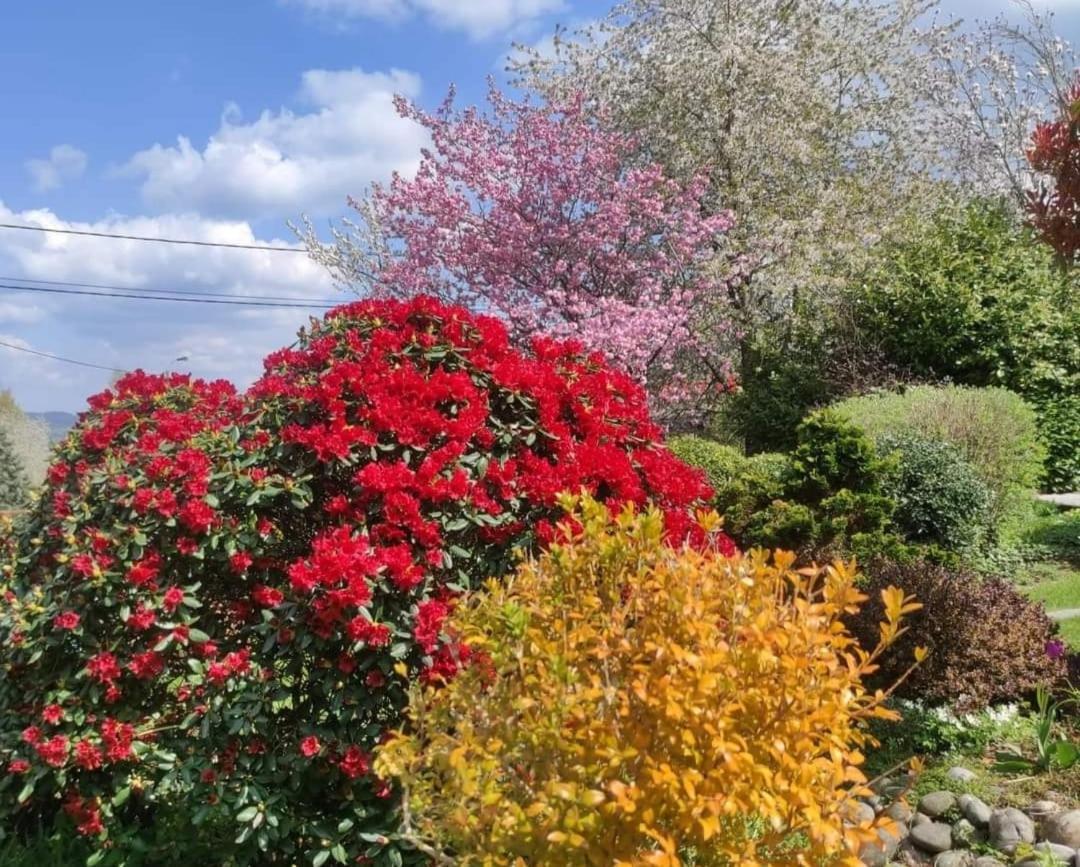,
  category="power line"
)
[2,275,341,305]
[0,222,309,253]
[0,282,337,309]
[0,339,120,372]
